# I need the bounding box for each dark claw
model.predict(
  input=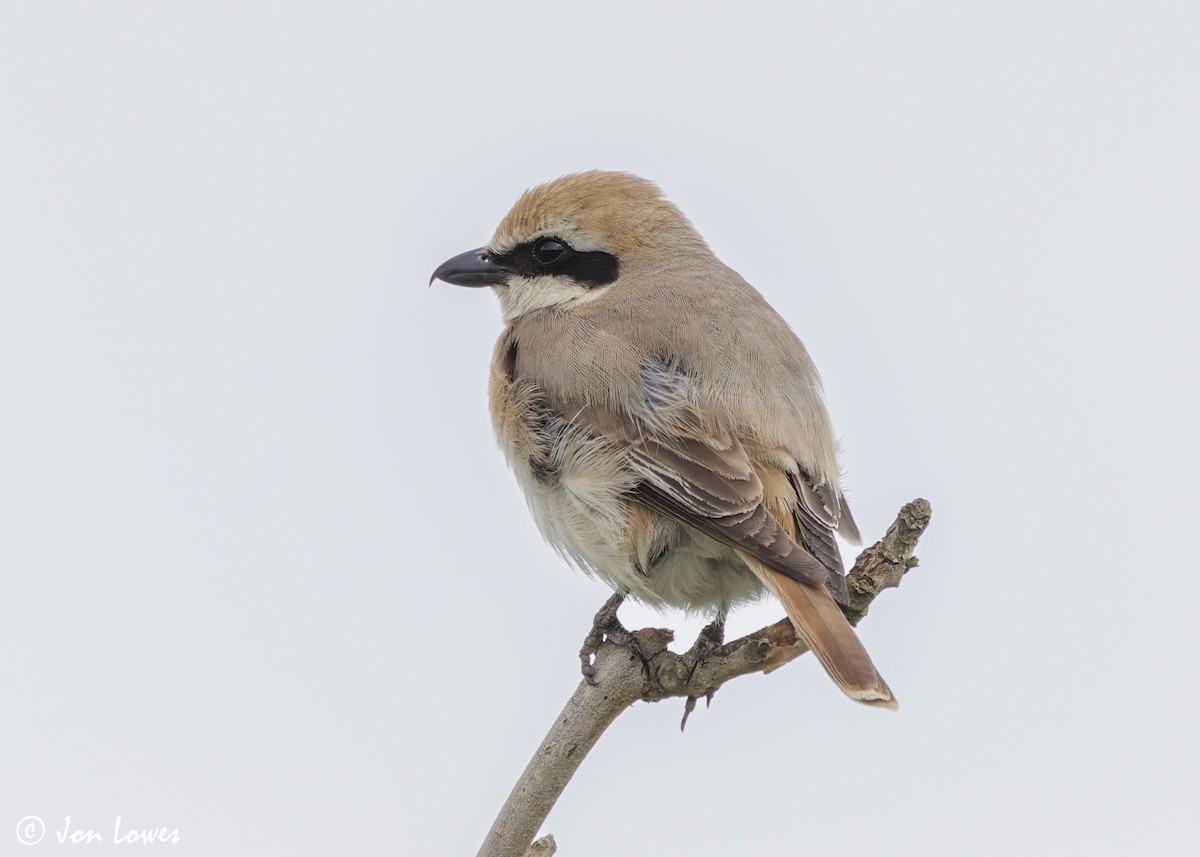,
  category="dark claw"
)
[682,617,726,684]
[579,593,650,683]
[679,618,726,730]
[680,696,698,732]
[680,687,722,732]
